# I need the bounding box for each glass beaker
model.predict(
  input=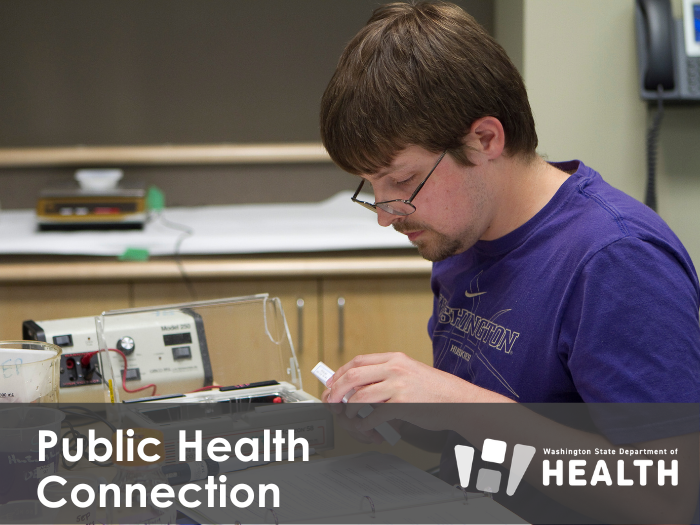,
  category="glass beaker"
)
[0,341,61,403]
